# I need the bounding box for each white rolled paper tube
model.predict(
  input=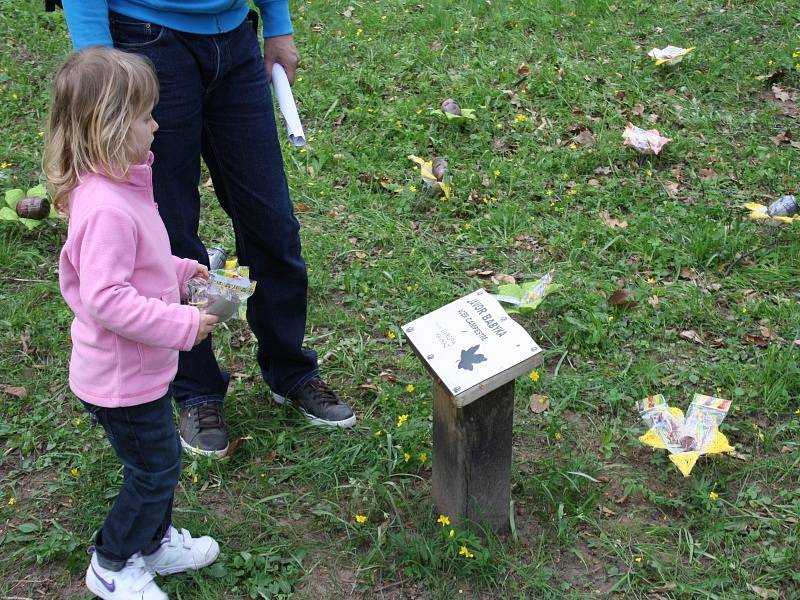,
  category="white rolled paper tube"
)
[271,64,306,147]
